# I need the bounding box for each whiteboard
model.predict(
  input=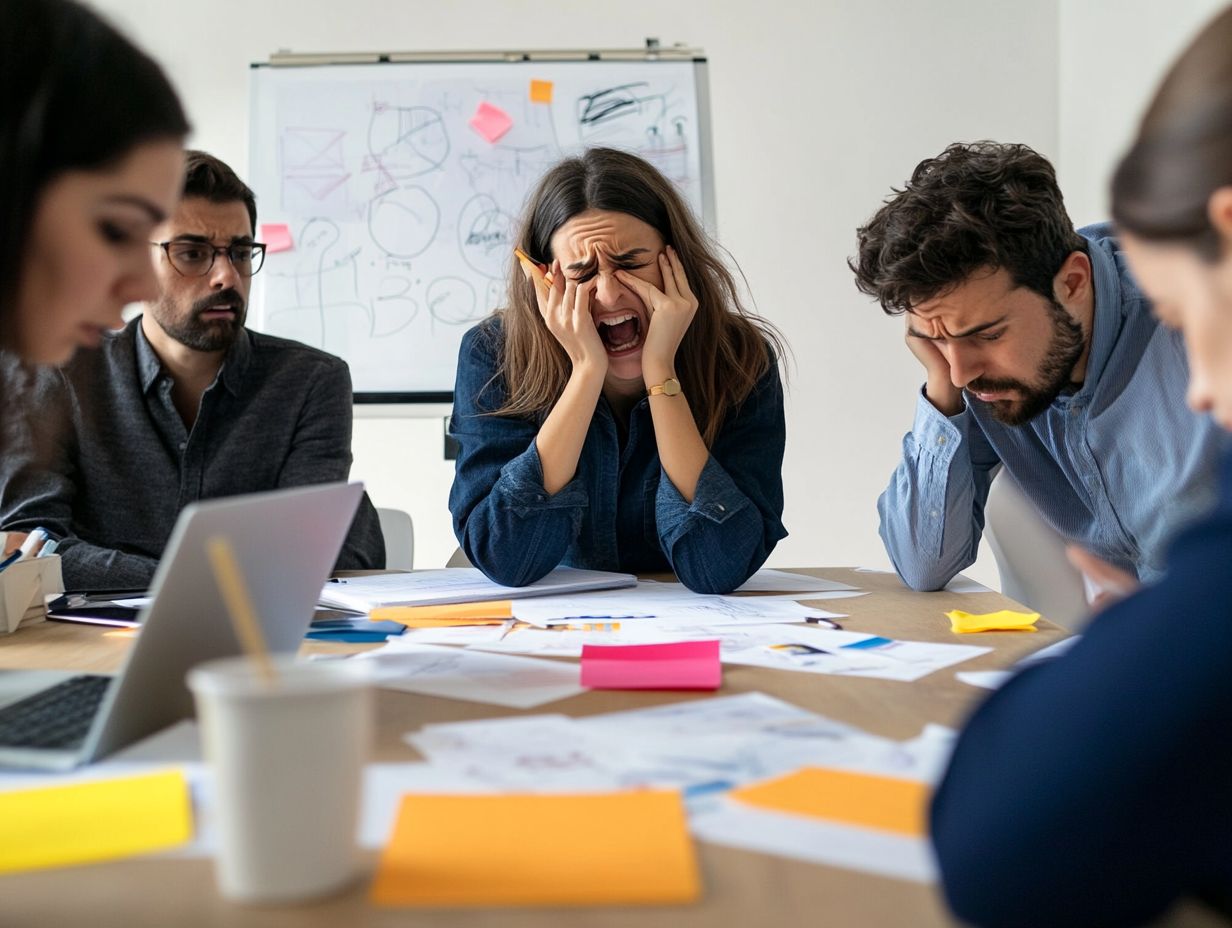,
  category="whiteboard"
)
[247,58,712,401]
